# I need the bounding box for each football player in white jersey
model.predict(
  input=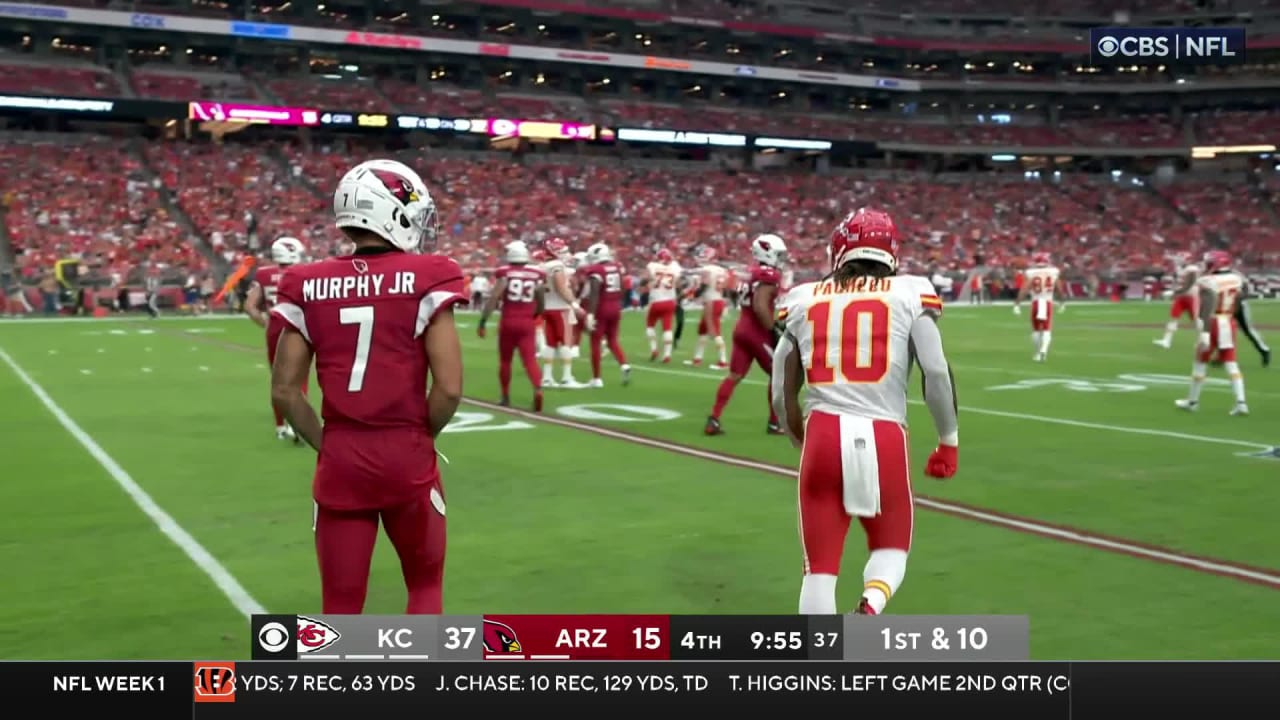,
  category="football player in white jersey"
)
[686,247,730,368]
[1155,255,1202,349]
[1176,250,1250,415]
[540,237,584,387]
[771,208,959,616]
[645,248,683,363]
[1013,252,1064,362]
